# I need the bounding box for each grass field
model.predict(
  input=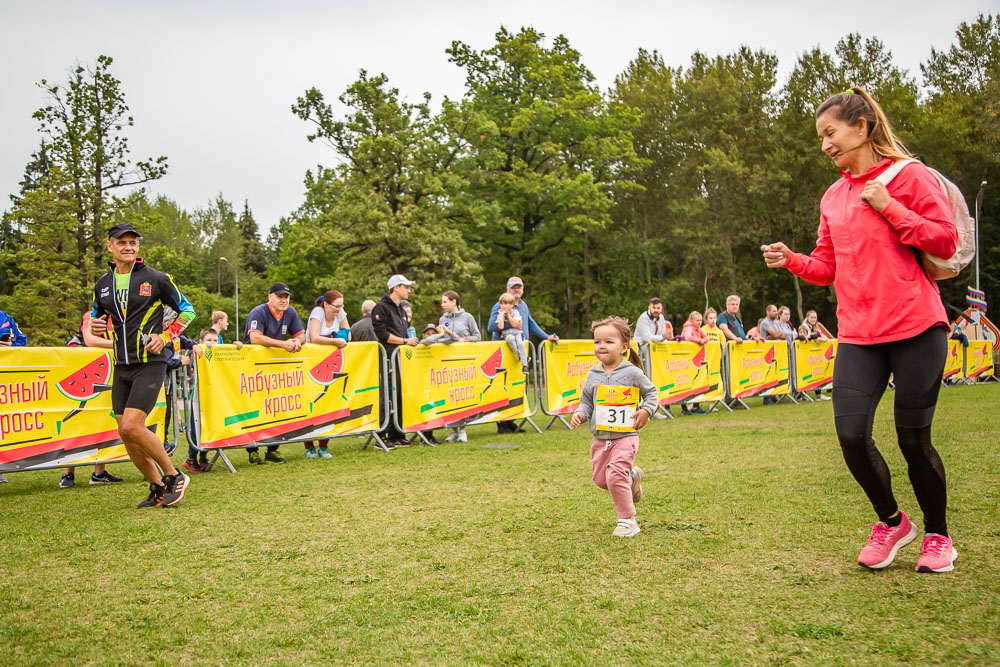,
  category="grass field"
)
[2,384,999,665]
